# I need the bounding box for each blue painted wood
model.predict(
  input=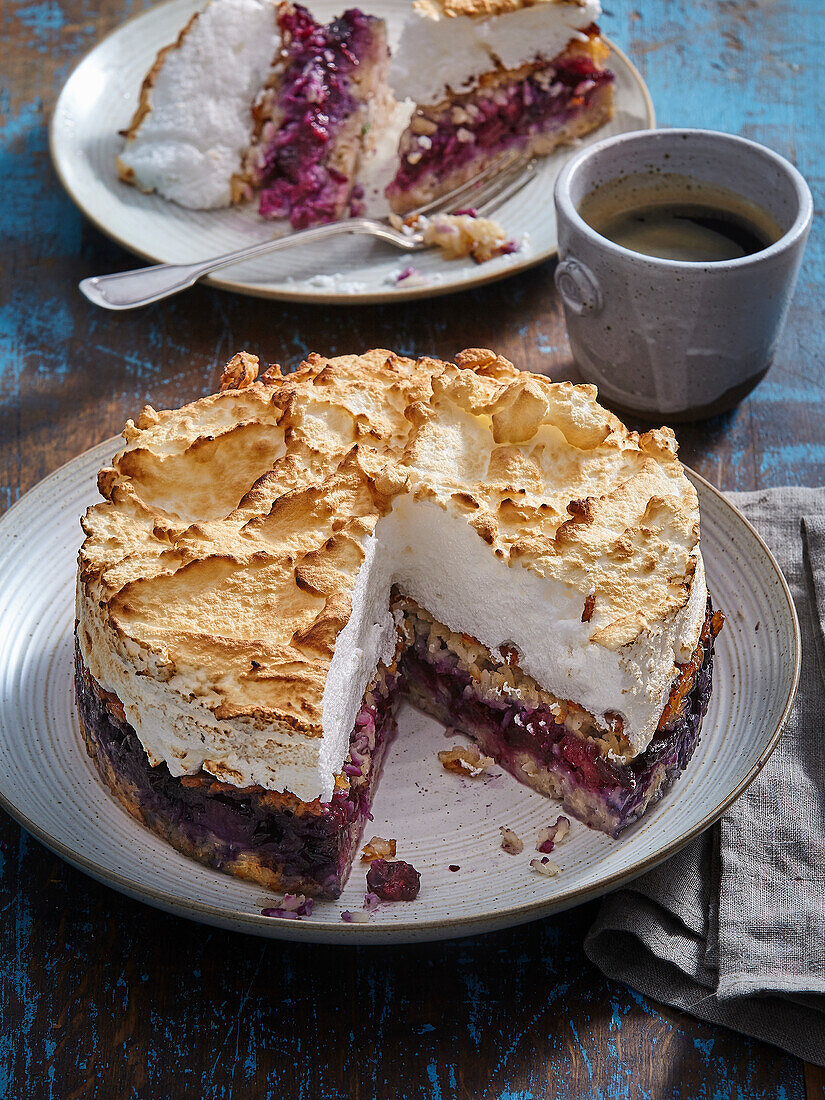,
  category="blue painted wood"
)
[0,0,820,1095]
